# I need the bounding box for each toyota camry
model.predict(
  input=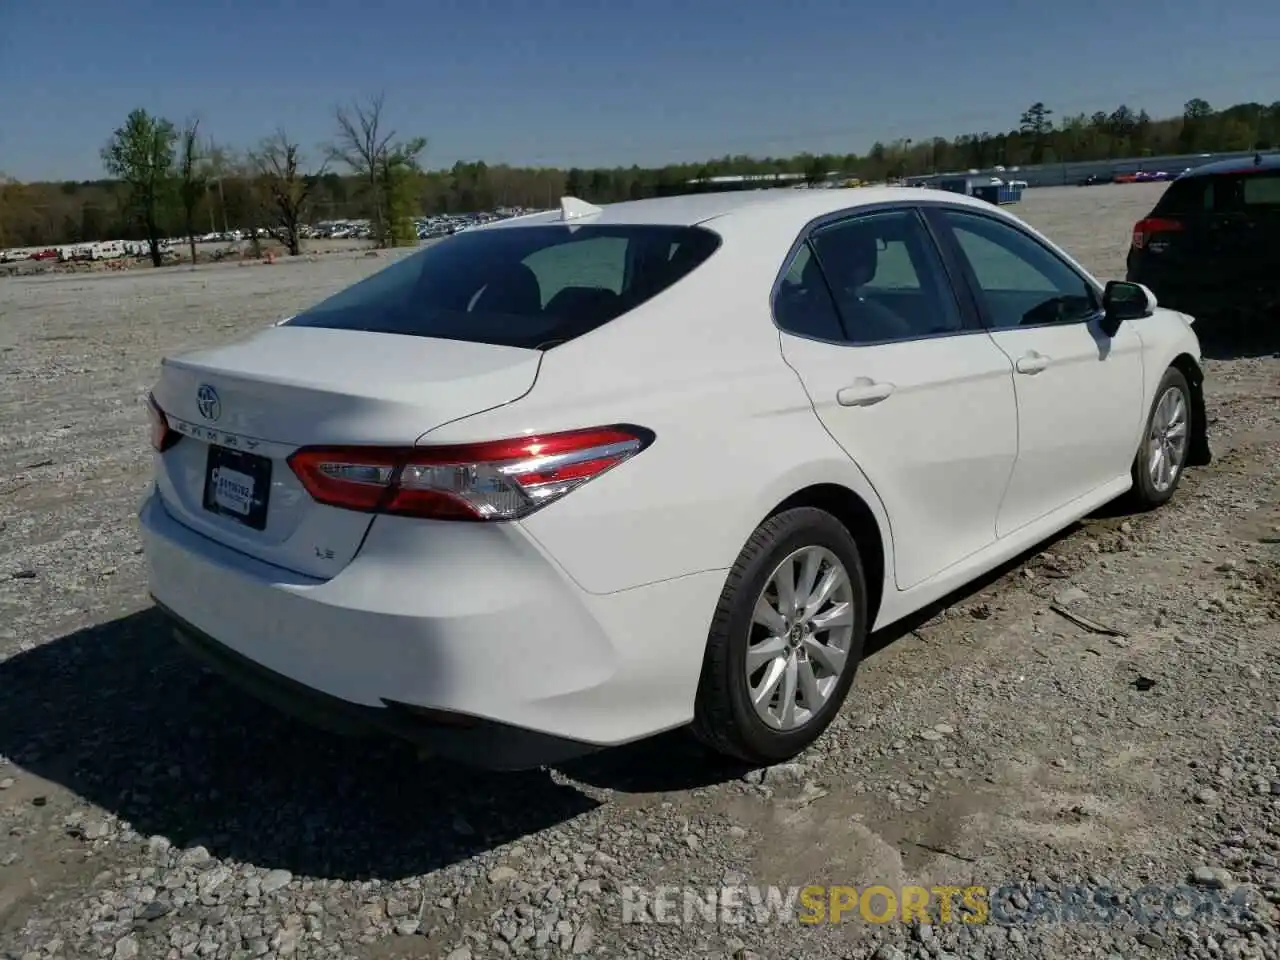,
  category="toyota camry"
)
[140,188,1211,770]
